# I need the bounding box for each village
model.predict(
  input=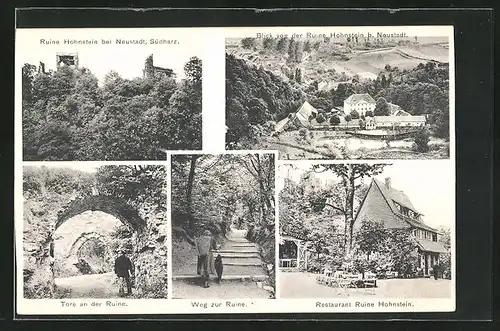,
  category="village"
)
[273,93,426,135]
[262,92,446,160]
